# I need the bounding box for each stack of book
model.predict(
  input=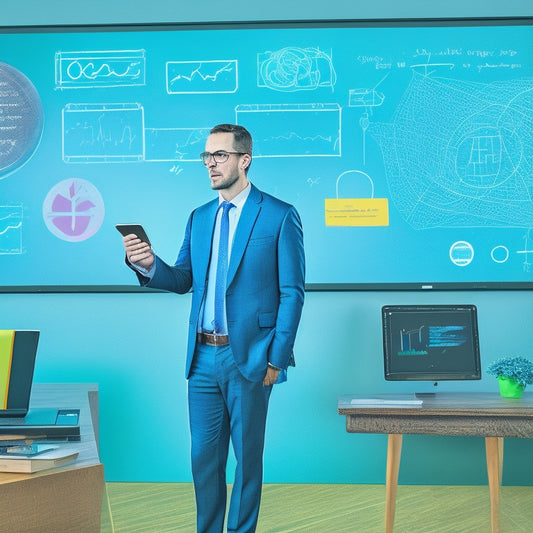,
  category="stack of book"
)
[0,435,78,473]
